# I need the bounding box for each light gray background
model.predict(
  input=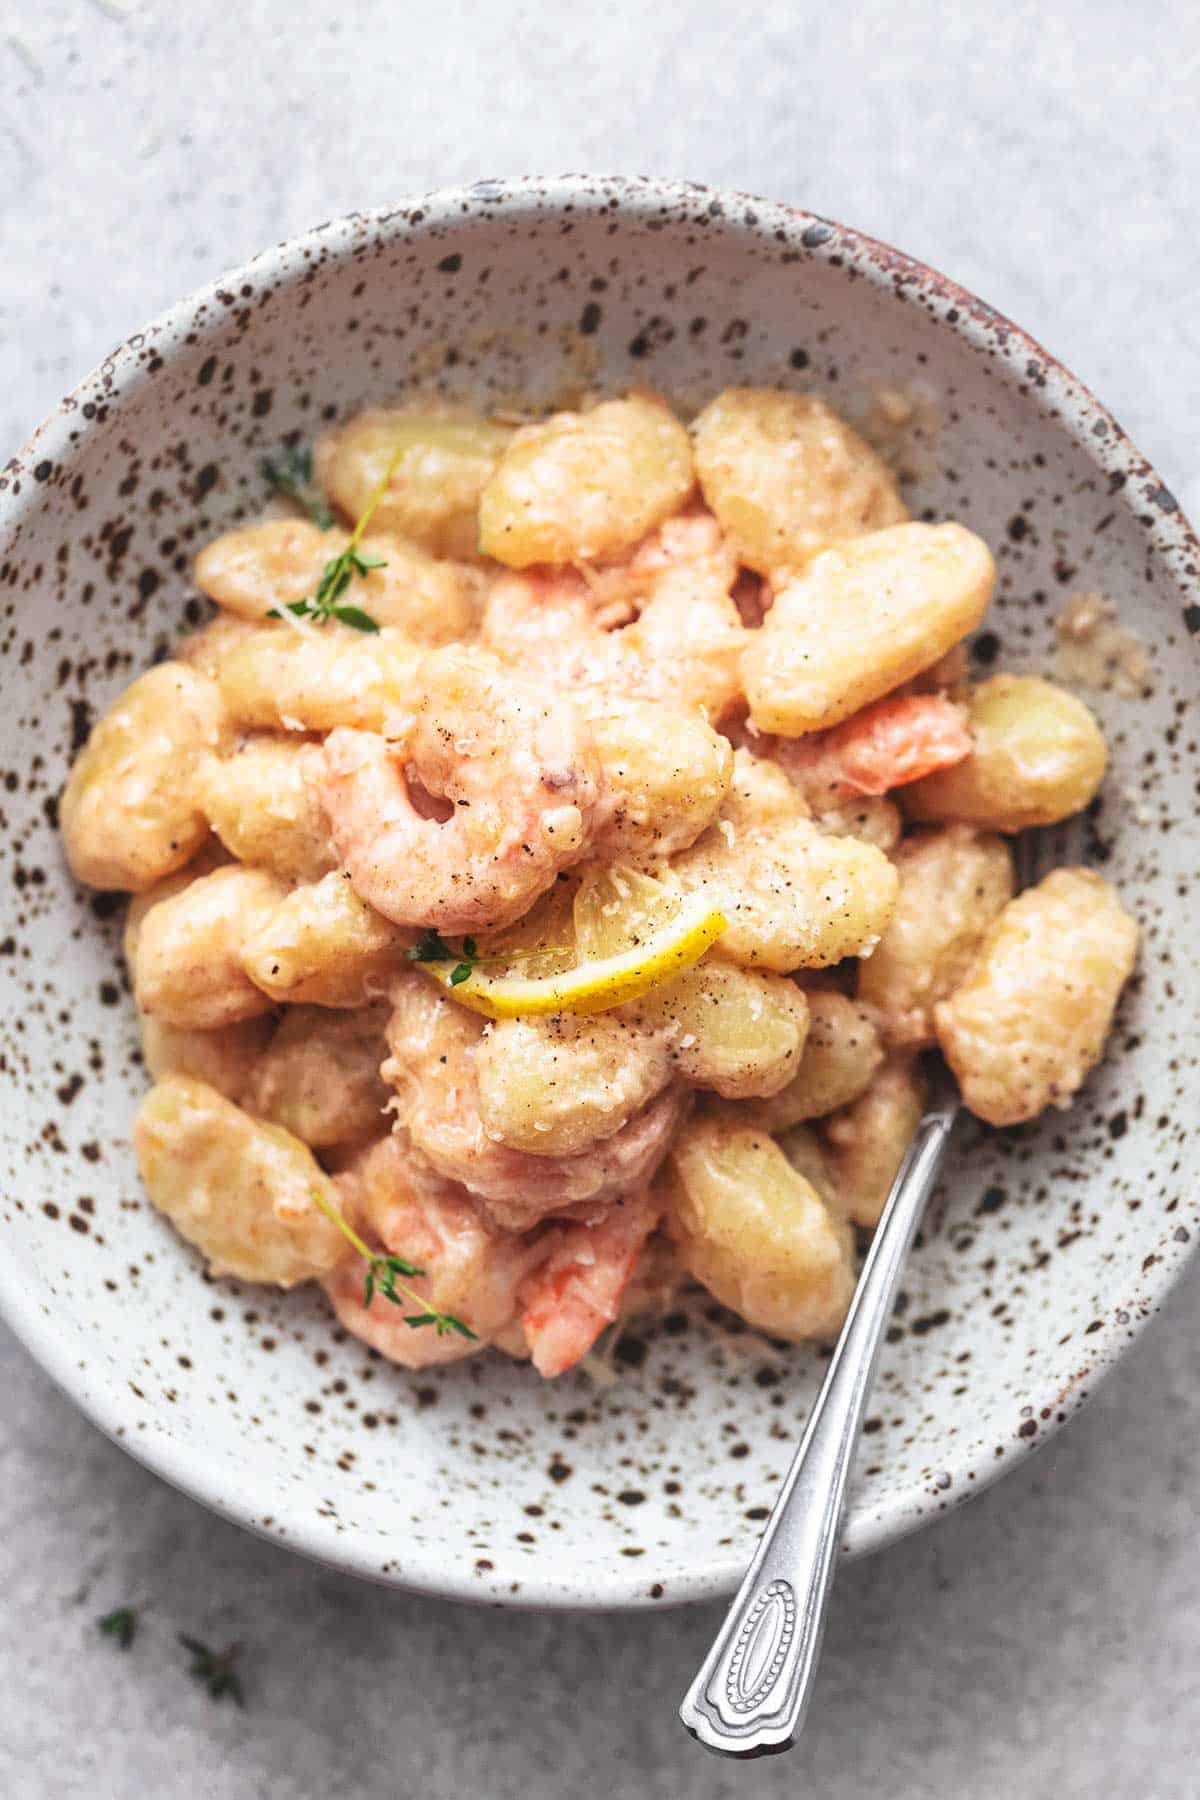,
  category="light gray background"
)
[2,3,1198,1796]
